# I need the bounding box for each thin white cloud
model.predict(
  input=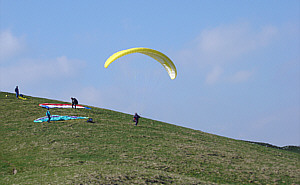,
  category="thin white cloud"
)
[0,30,24,61]
[251,115,279,130]
[197,23,278,65]
[205,66,223,84]
[0,56,86,89]
[75,86,104,107]
[229,70,253,83]
[257,25,278,46]
[73,85,132,112]
[241,107,300,146]
[176,23,278,85]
